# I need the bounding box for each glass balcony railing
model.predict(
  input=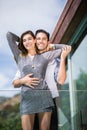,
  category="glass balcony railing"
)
[0,90,87,130]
